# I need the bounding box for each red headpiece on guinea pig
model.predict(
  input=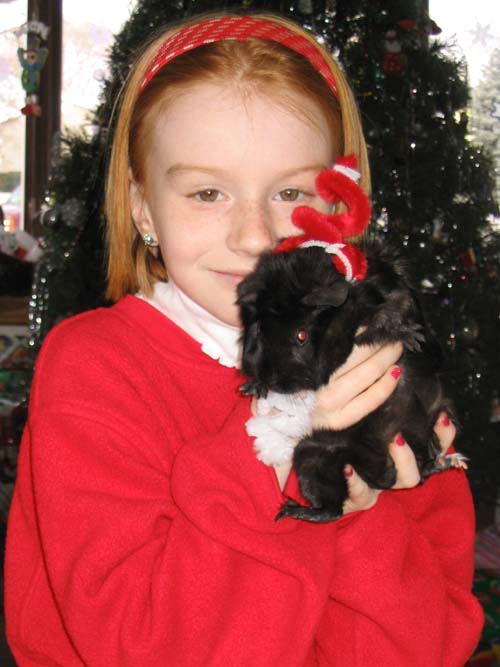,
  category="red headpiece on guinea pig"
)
[273,154,371,281]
